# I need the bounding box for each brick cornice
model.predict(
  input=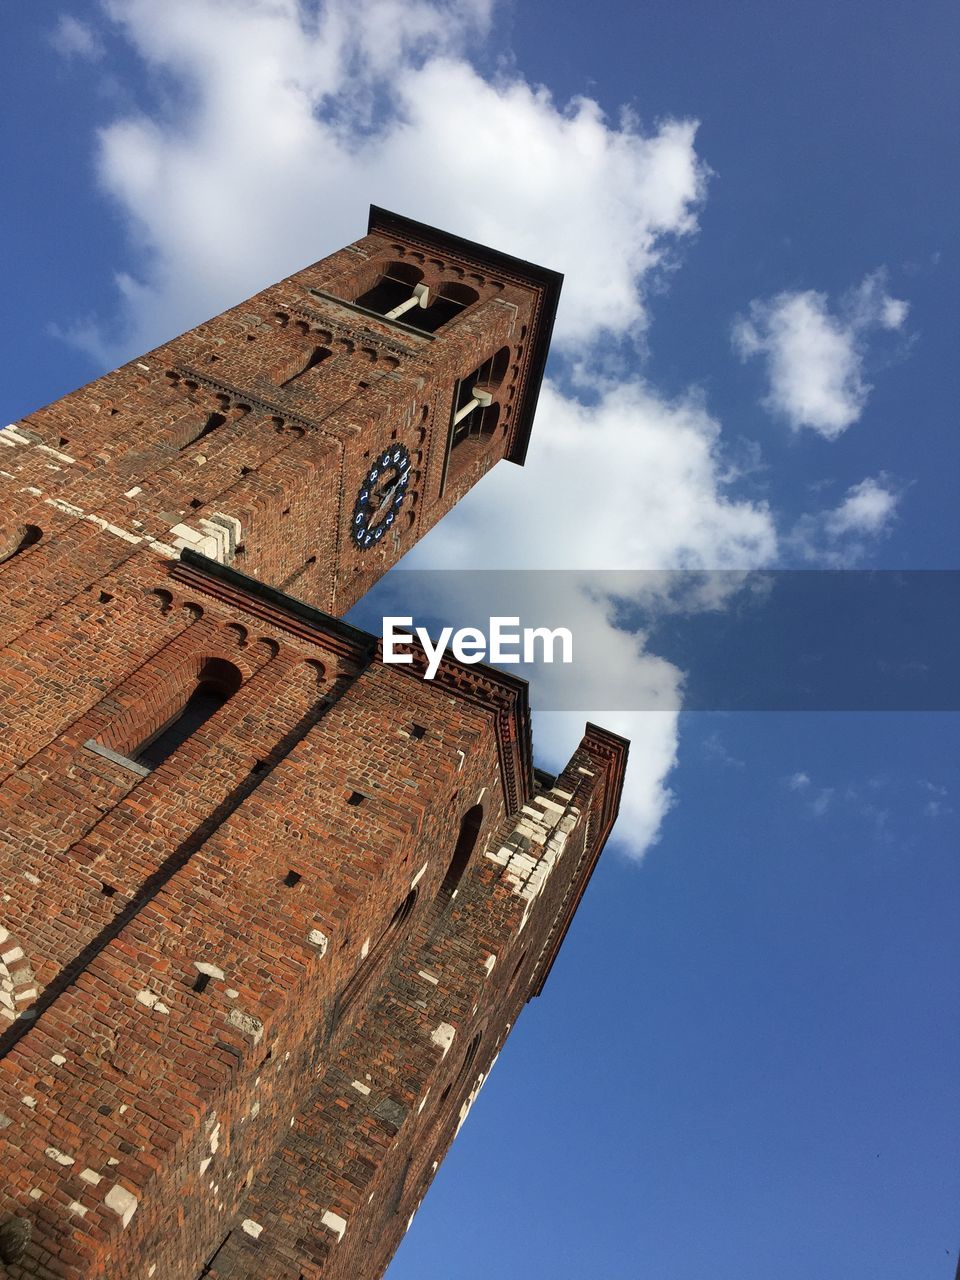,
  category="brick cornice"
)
[379,639,535,817]
[172,551,536,815]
